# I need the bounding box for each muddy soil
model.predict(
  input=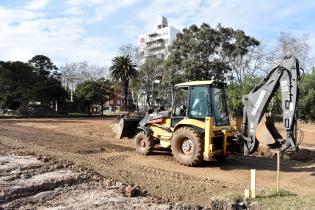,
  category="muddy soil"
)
[0,118,314,208]
[0,153,193,209]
